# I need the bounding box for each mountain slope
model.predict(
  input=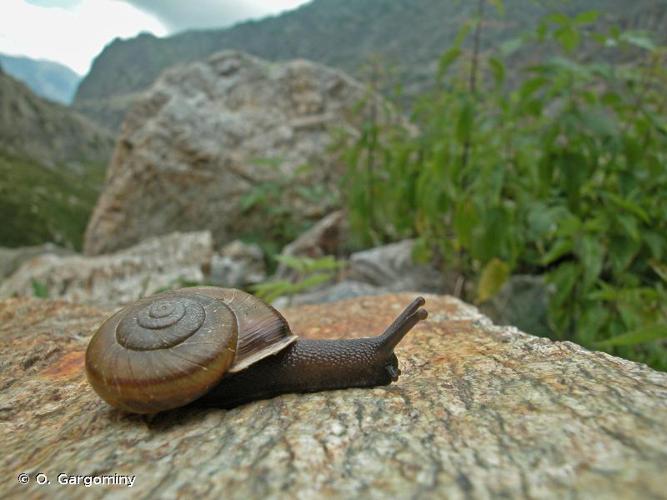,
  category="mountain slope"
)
[0,69,113,249]
[0,68,112,167]
[74,0,667,130]
[0,53,81,104]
